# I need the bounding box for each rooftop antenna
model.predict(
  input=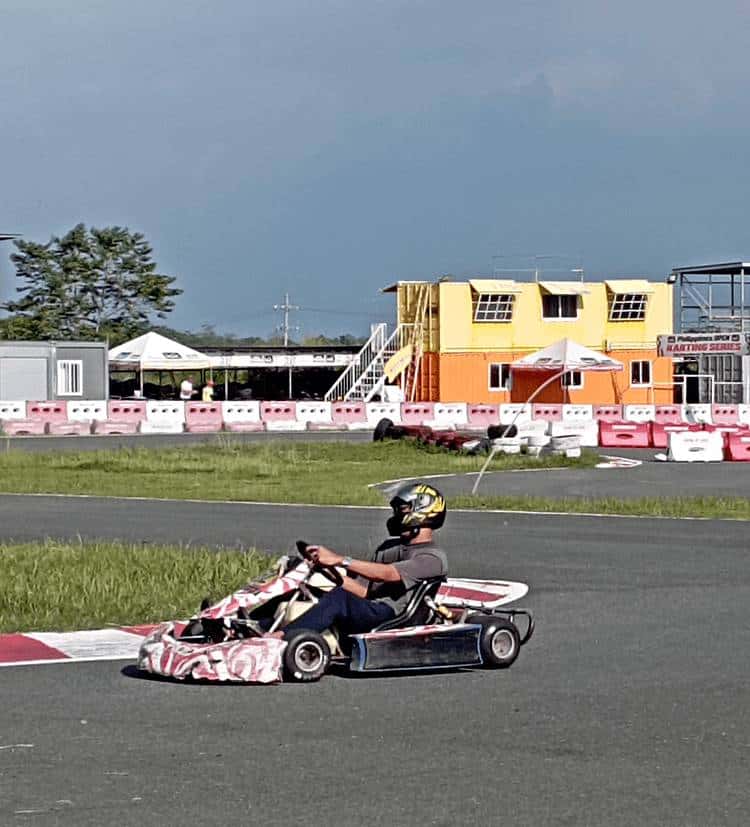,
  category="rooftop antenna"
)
[273,291,300,346]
